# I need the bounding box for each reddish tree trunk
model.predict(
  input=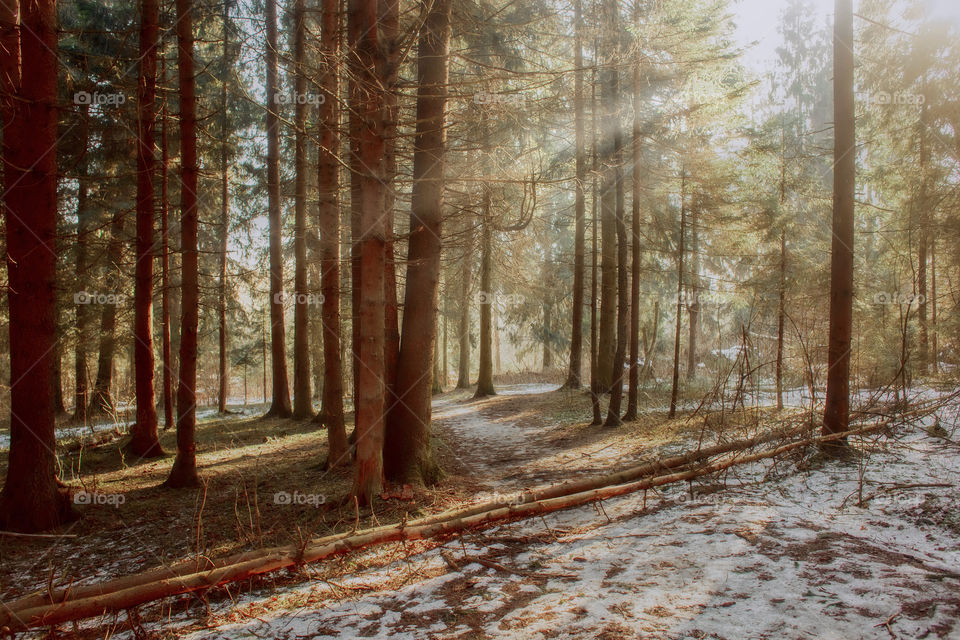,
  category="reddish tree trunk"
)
[217,3,231,414]
[668,168,686,419]
[0,0,75,532]
[316,0,348,466]
[88,206,124,417]
[292,0,313,419]
[159,59,174,430]
[349,0,387,505]
[565,0,586,390]
[381,0,401,417]
[72,98,92,424]
[456,221,473,388]
[165,0,202,488]
[264,0,292,418]
[383,0,450,485]
[822,0,855,442]
[129,0,163,458]
[624,6,642,421]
